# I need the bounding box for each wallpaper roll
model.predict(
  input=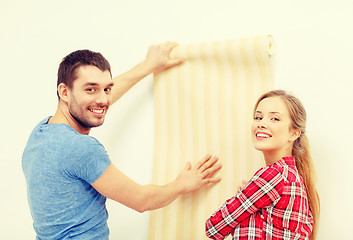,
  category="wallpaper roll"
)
[149,35,275,240]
